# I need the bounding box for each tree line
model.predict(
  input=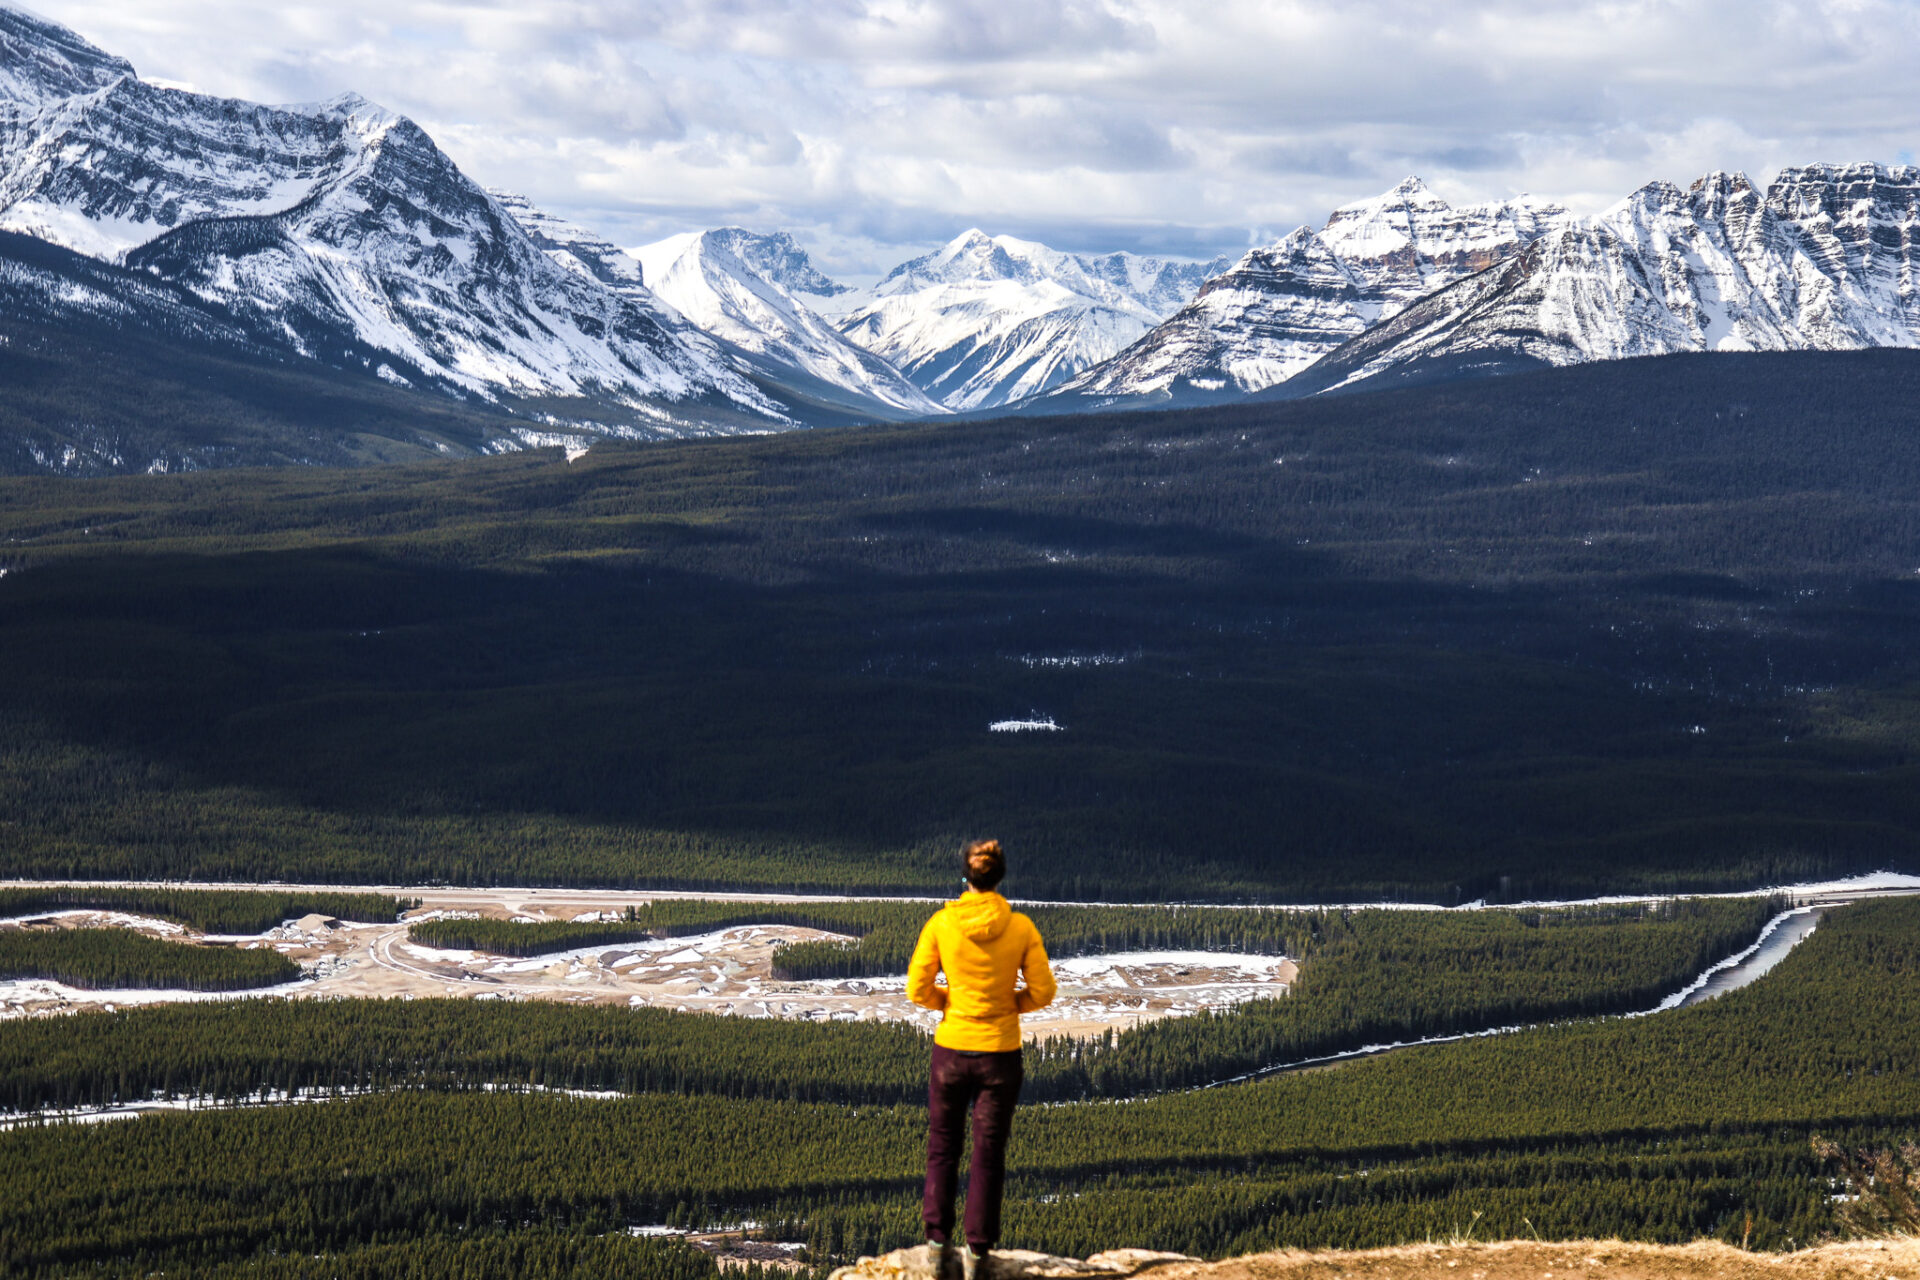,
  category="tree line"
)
[0,886,411,934]
[0,927,300,991]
